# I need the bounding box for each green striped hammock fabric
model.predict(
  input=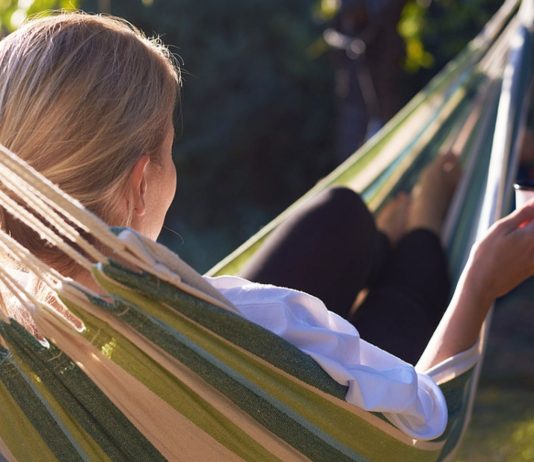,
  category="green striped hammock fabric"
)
[0,1,531,460]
